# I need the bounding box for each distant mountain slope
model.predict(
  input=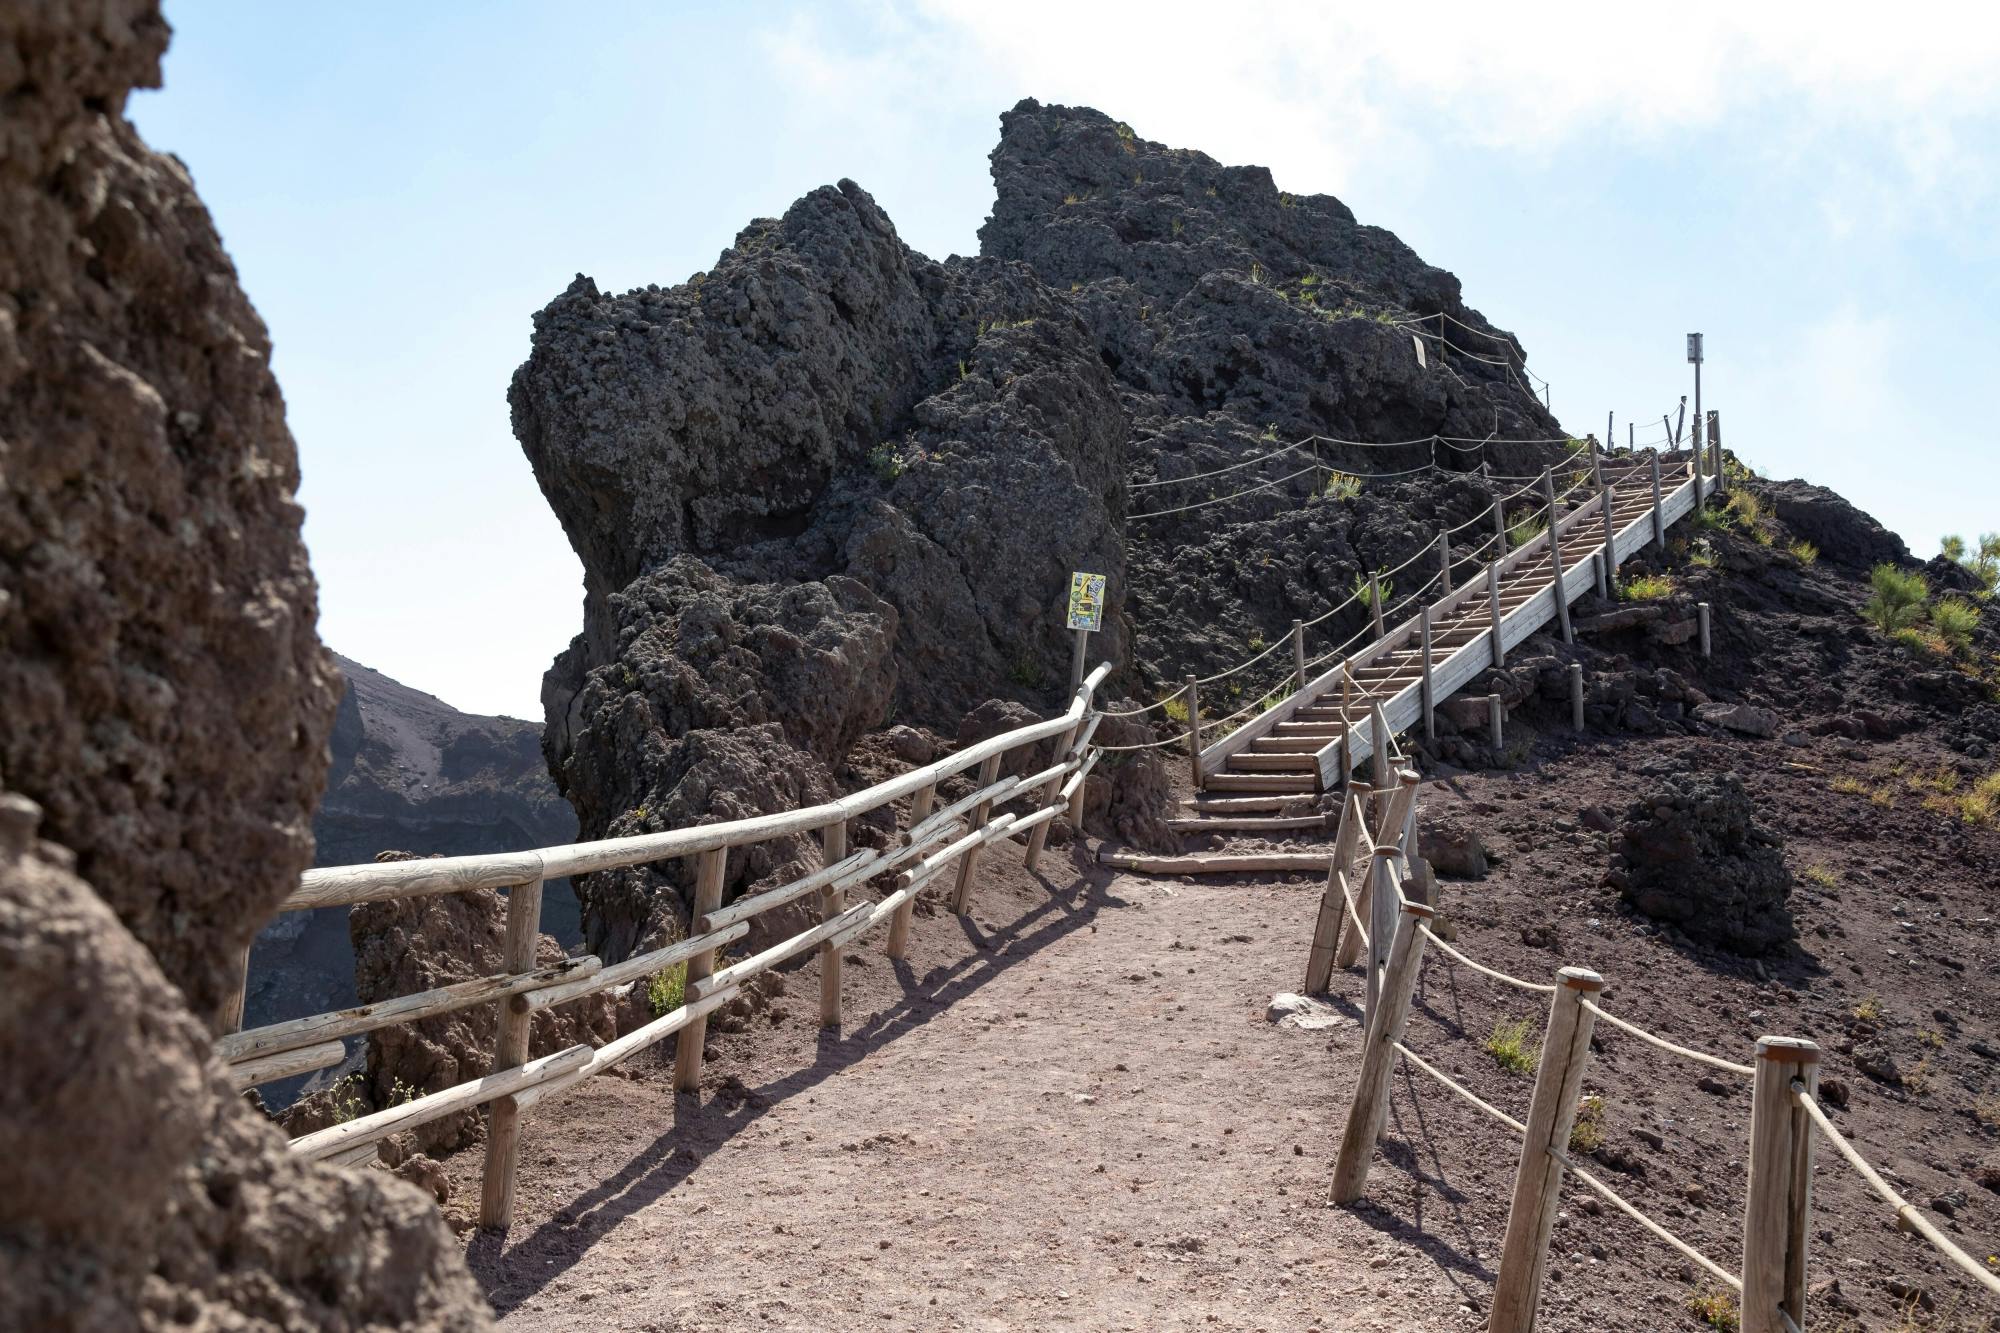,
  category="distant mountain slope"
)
[247,655,579,1104]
